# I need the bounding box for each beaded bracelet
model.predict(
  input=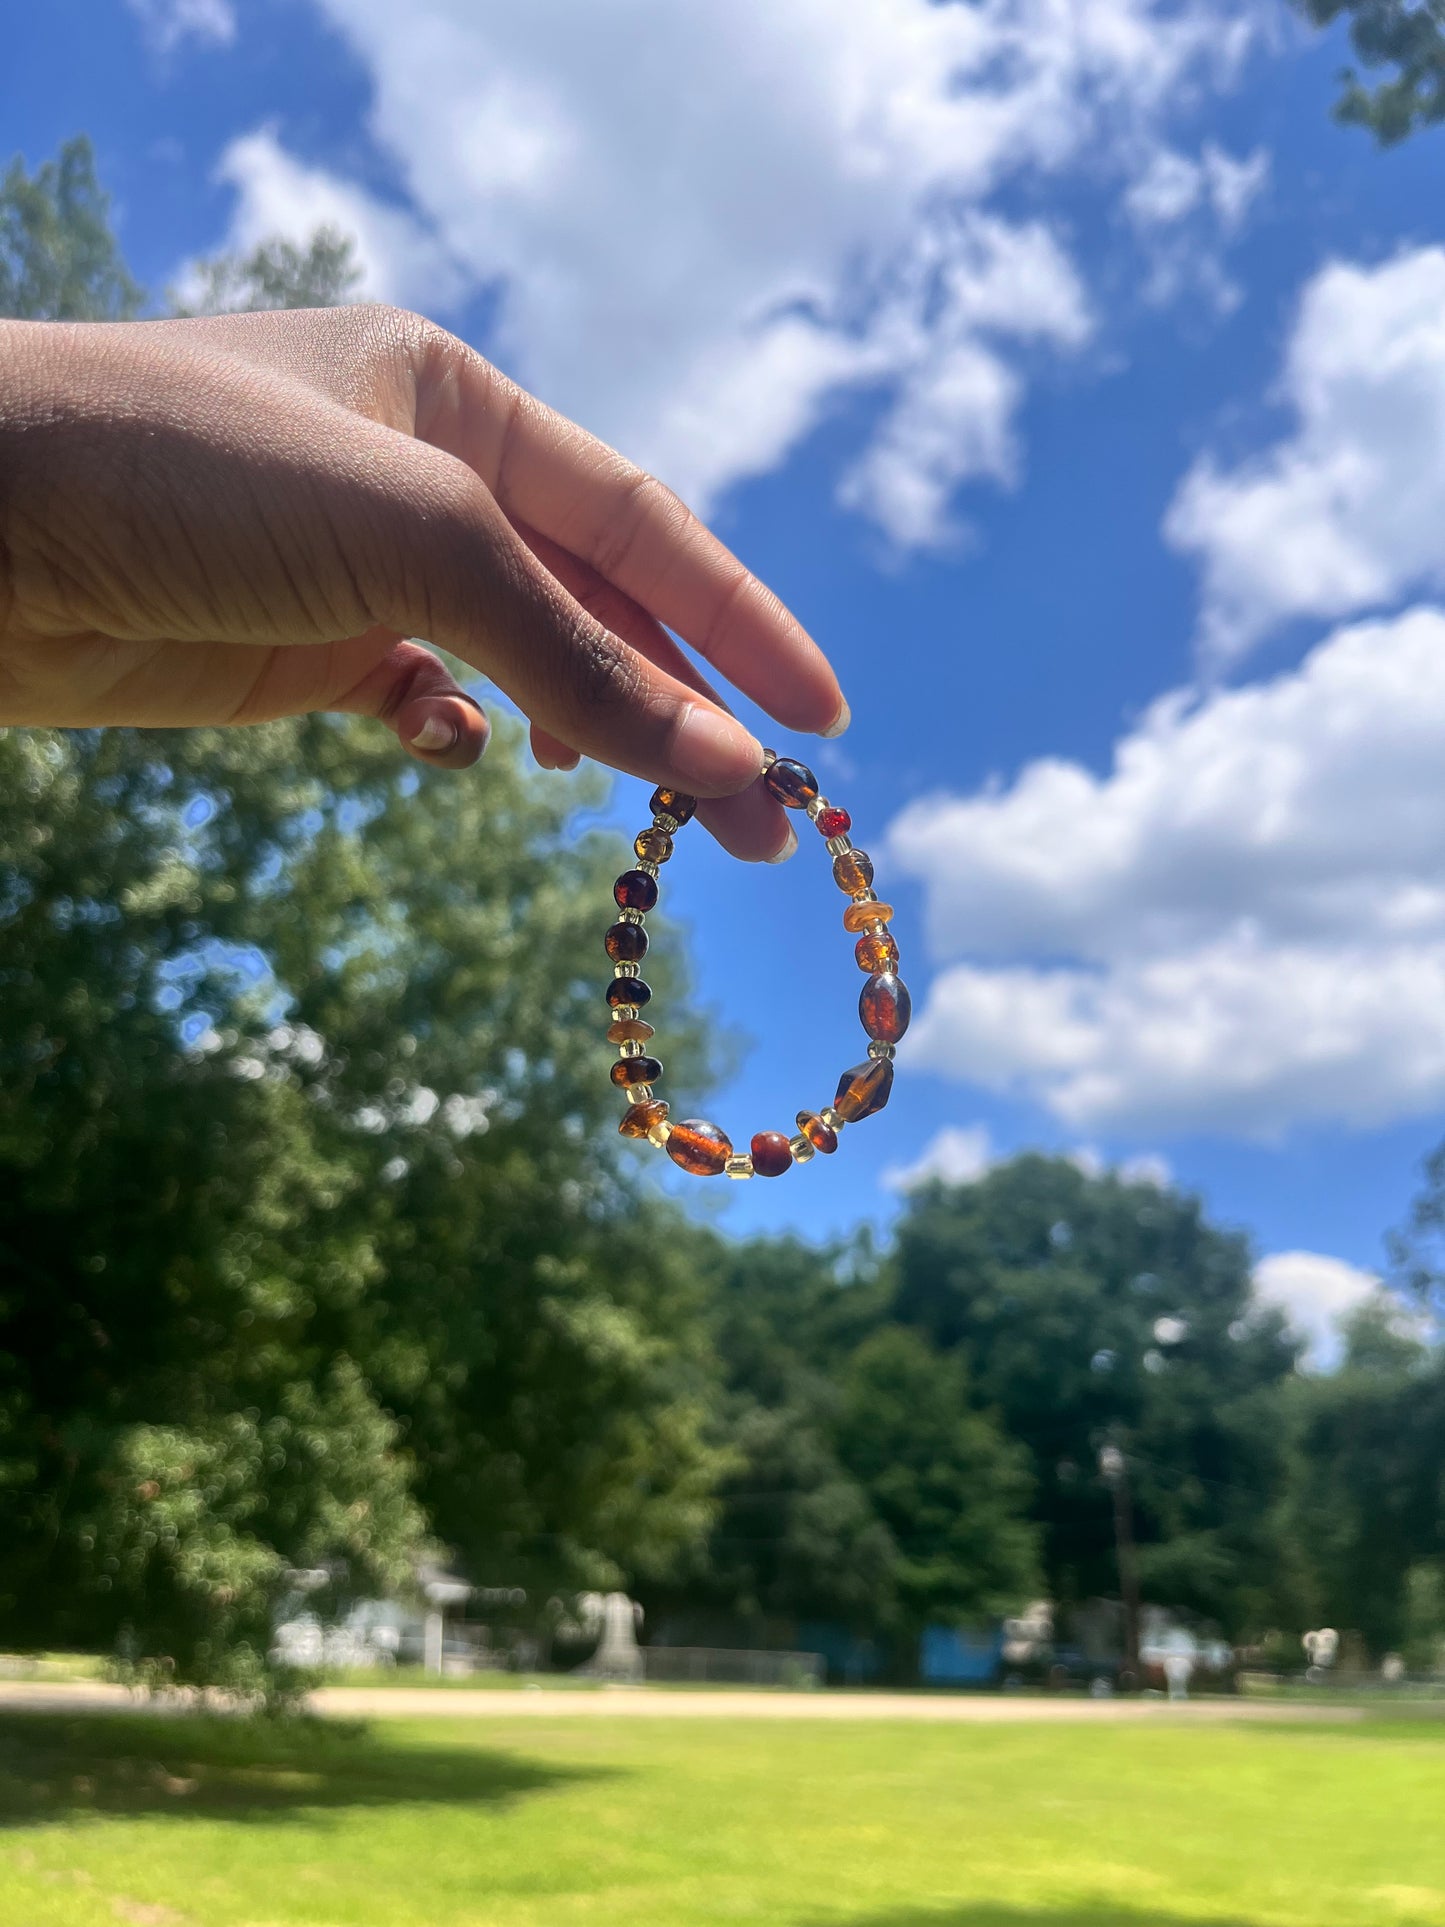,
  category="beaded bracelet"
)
[604,749,909,1178]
